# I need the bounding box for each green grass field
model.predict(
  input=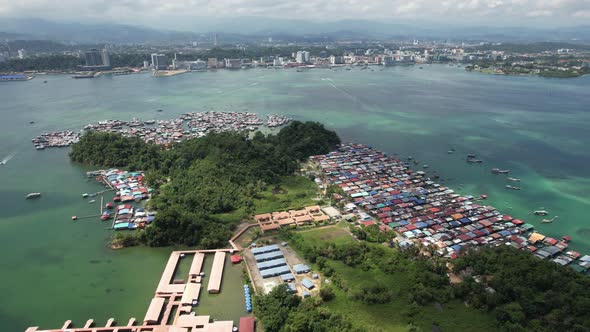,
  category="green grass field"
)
[214,175,319,224]
[292,227,498,332]
[297,221,355,246]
